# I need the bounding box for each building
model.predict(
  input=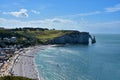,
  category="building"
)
[3,38,10,43]
[10,37,17,43]
[0,54,6,59]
